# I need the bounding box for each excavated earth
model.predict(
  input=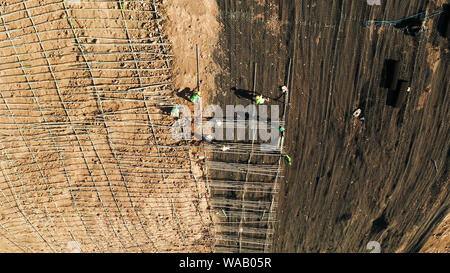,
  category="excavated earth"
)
[211,0,449,252]
[0,0,213,252]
